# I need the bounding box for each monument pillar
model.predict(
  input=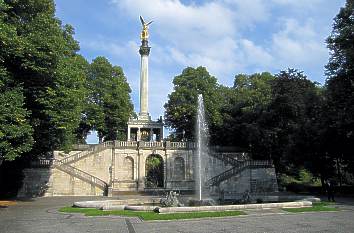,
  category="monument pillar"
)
[126,16,164,143]
[139,40,150,118]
